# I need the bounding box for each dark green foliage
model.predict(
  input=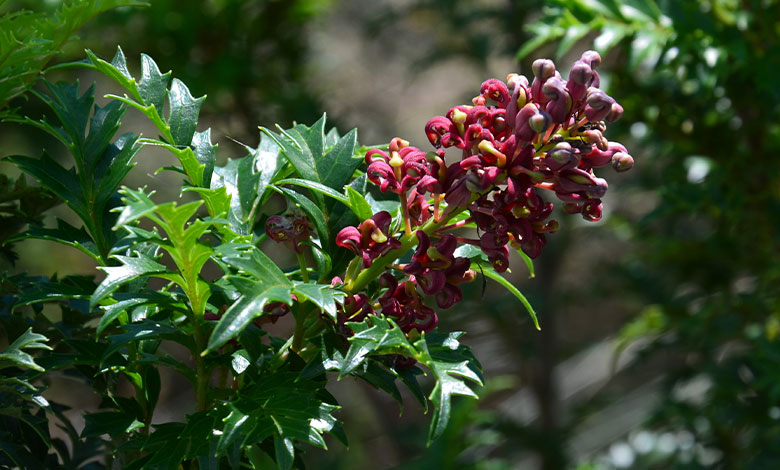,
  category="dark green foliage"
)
[526,0,780,466]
